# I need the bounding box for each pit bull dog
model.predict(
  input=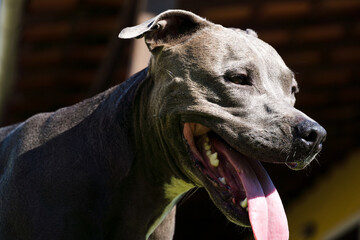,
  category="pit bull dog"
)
[0,10,326,240]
